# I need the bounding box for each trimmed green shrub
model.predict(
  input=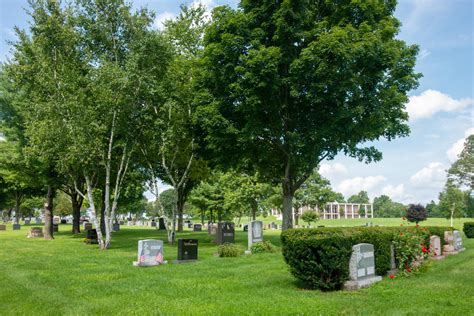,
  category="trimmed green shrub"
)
[217,243,240,257]
[464,222,474,238]
[250,241,275,254]
[281,231,353,291]
[281,226,454,290]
